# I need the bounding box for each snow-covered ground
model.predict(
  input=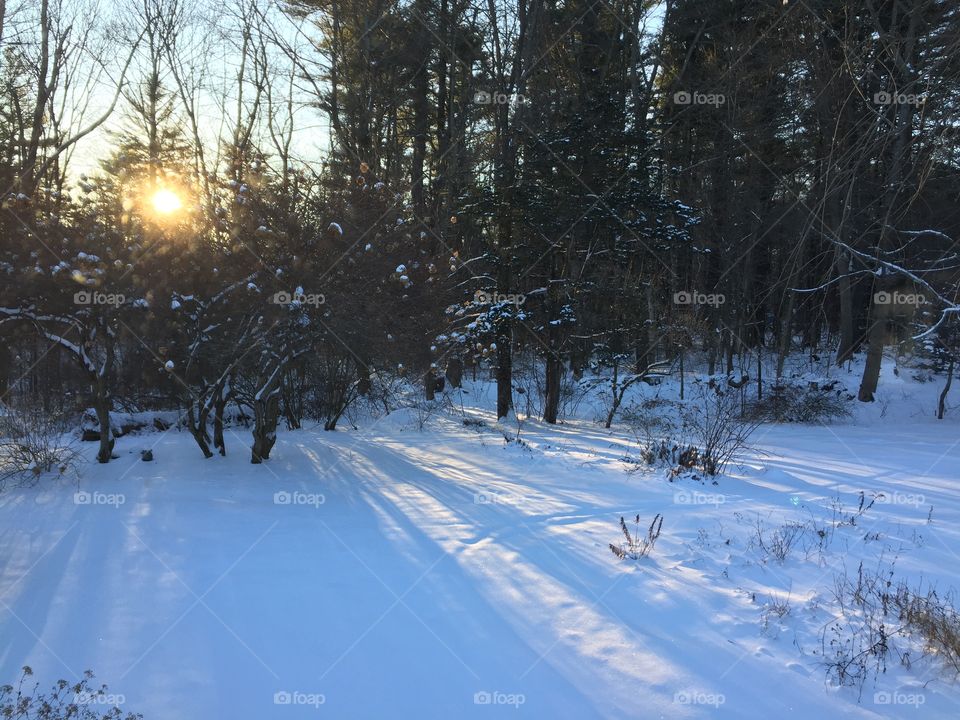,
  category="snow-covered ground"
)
[1,361,958,718]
